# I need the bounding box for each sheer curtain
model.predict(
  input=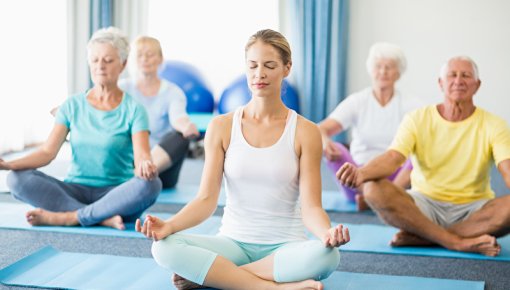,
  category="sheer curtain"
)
[0,1,67,154]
